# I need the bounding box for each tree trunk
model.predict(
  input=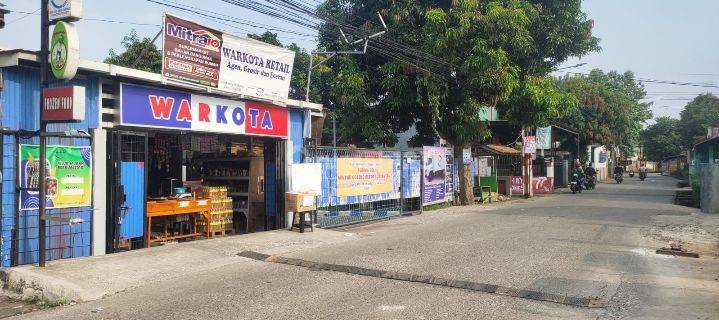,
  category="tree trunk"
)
[455,146,474,205]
